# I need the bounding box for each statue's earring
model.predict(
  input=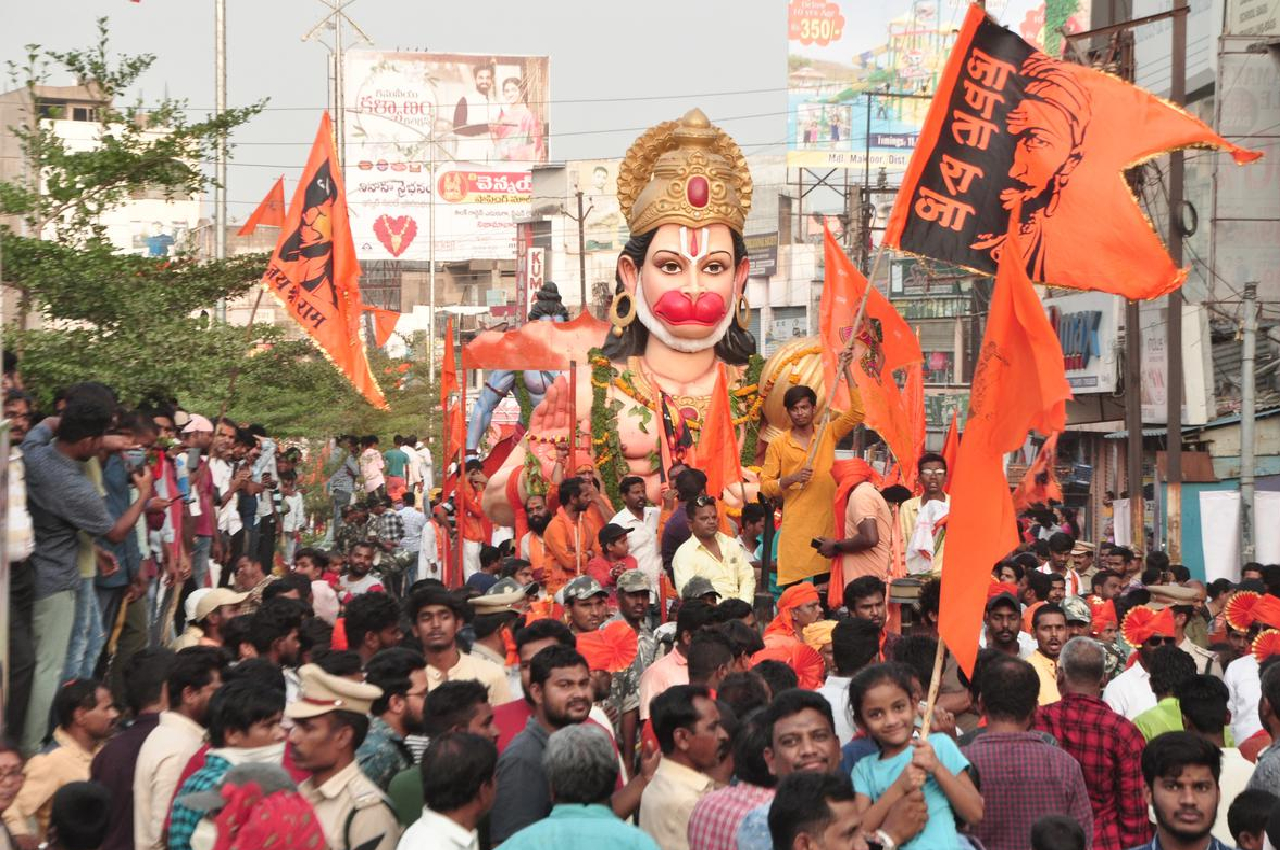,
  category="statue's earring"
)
[610,291,637,337]
[735,292,751,331]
